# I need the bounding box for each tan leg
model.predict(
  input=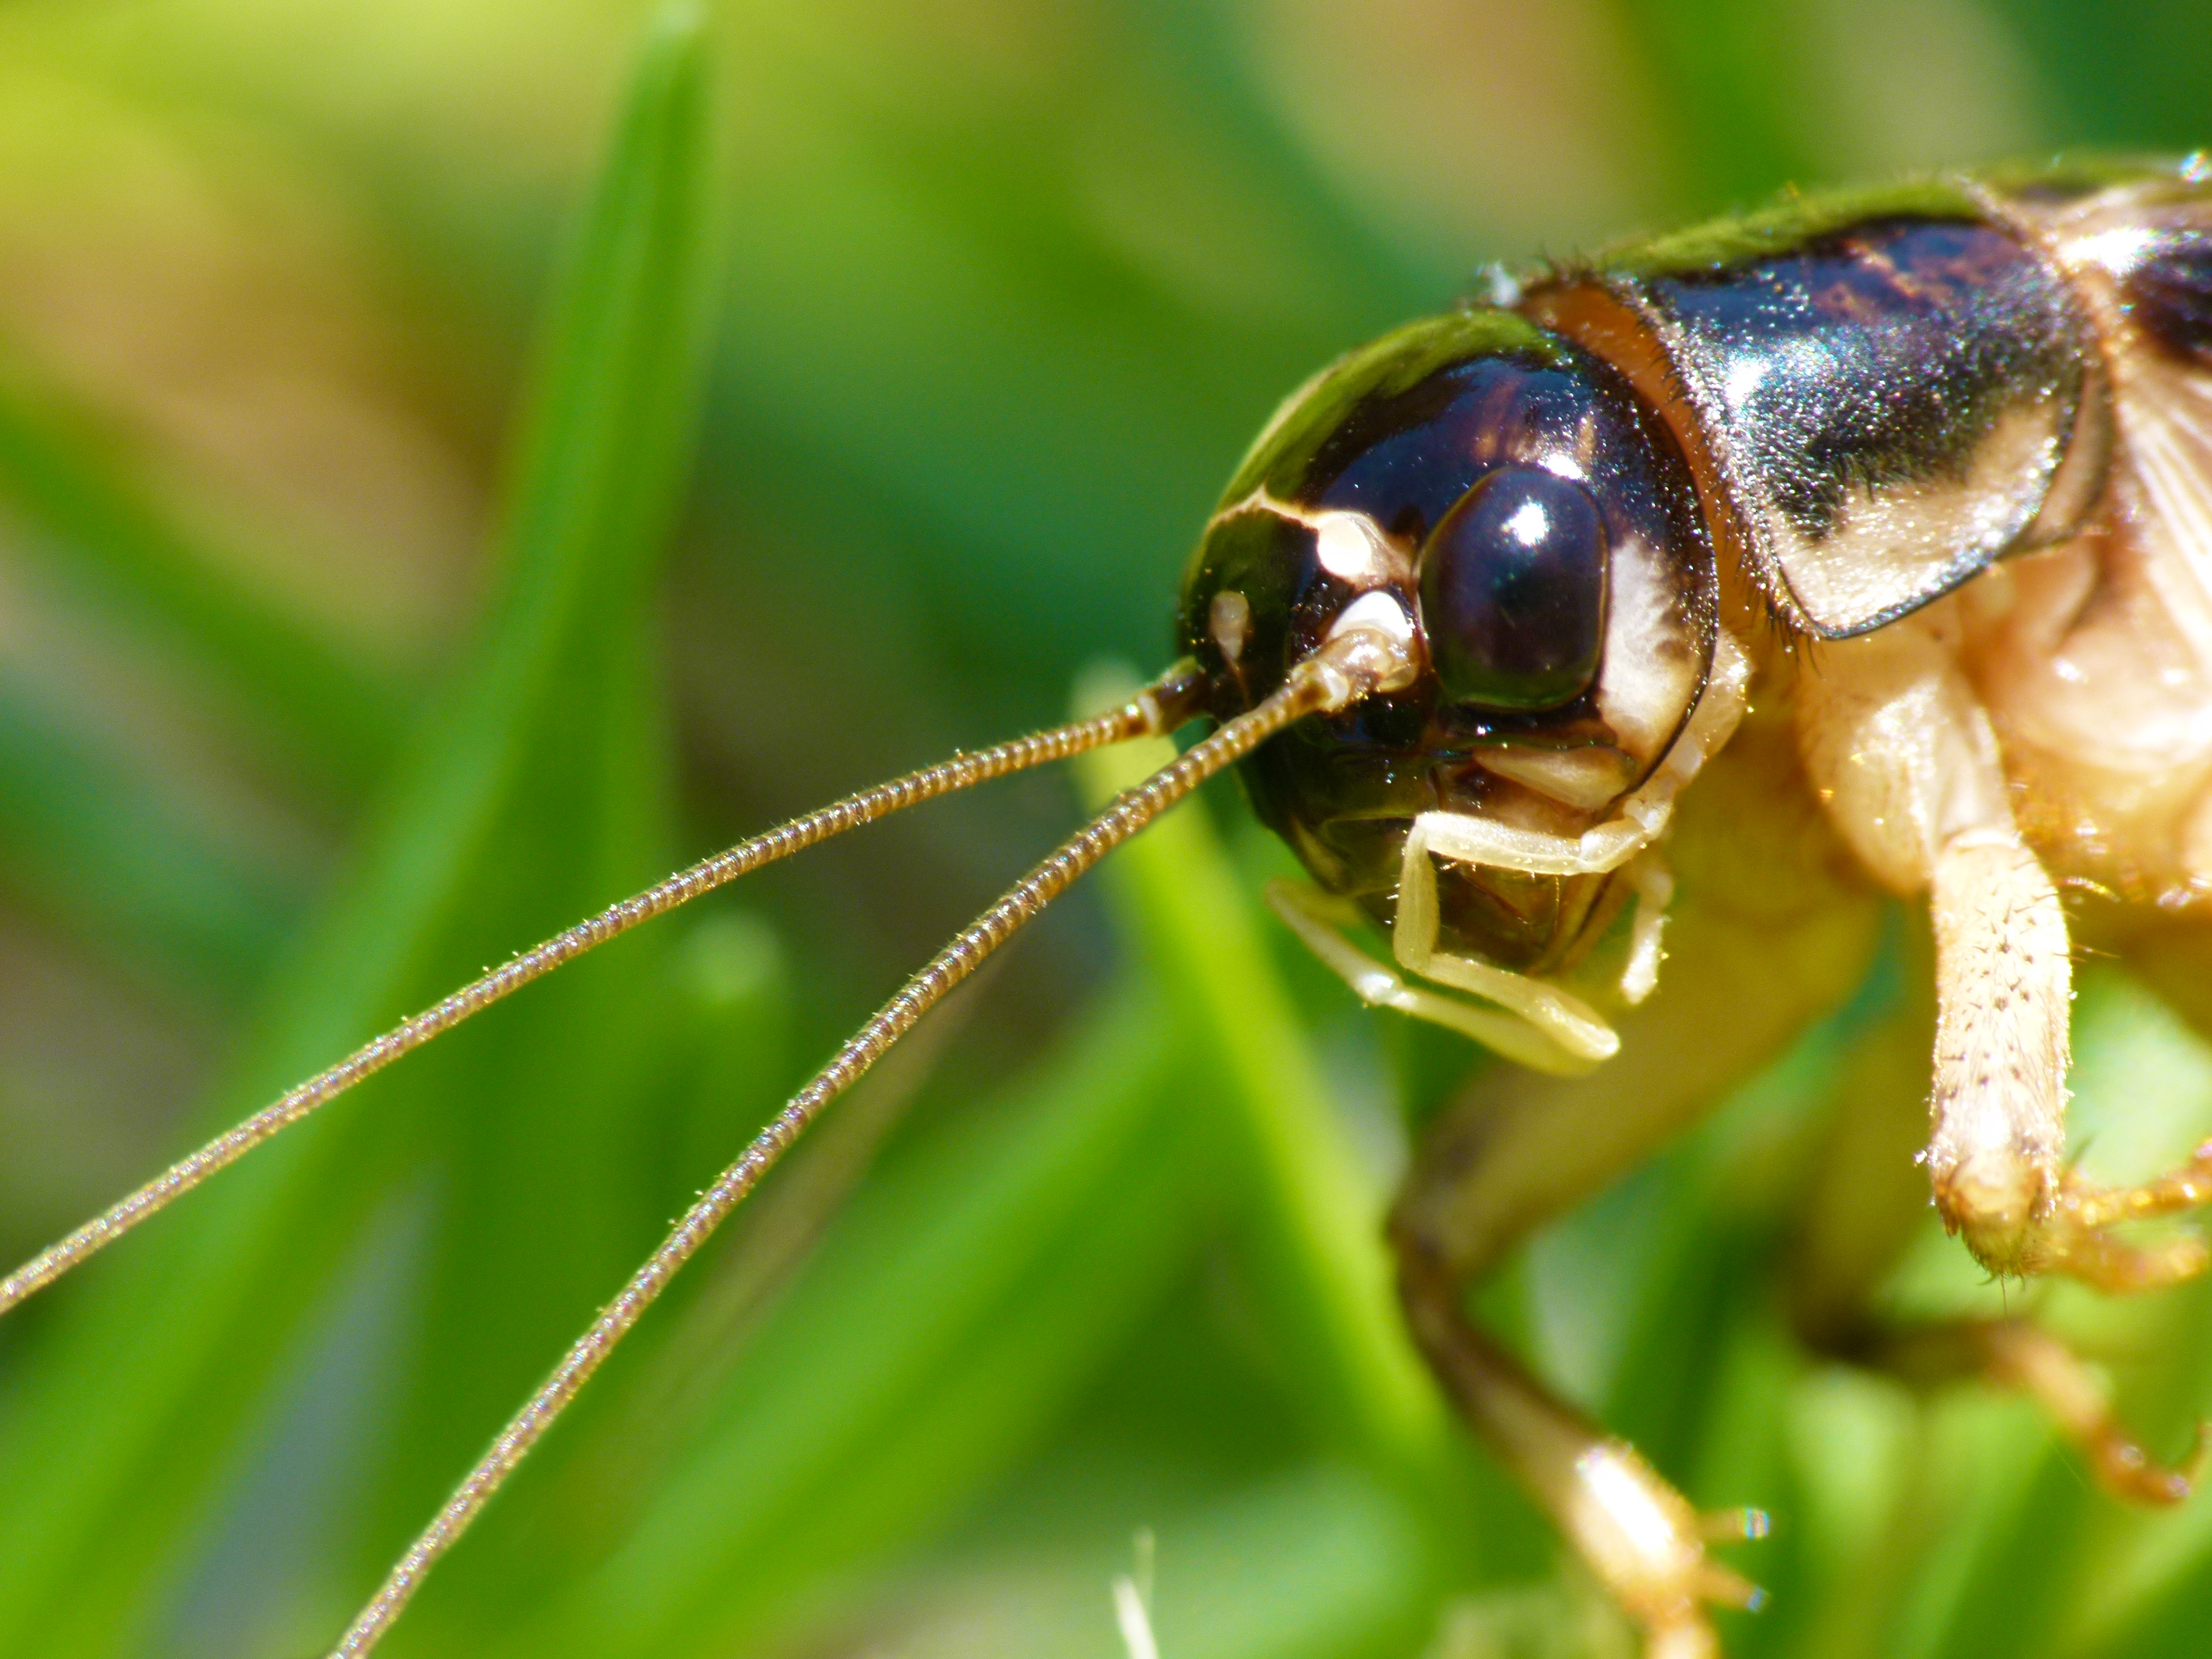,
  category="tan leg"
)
[1927,1322,2203,1504]
[1390,720,1881,1657]
[1797,612,2212,1290]
[1926,836,2212,1285]
[1806,1311,2206,1505]
[1789,927,2204,1507]
[1393,1245,1763,1659]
